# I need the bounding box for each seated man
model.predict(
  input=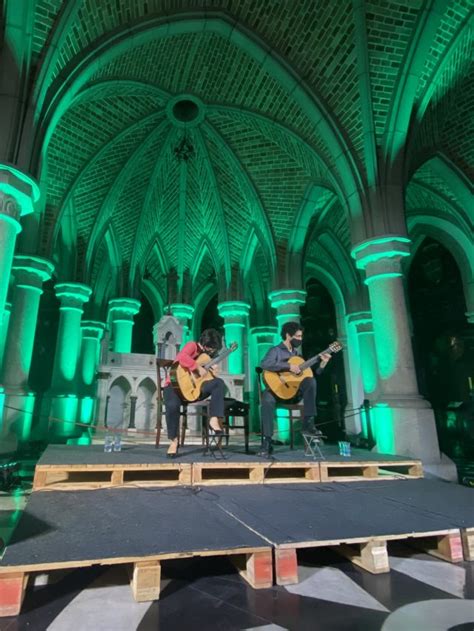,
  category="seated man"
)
[163,328,225,457]
[258,321,331,457]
